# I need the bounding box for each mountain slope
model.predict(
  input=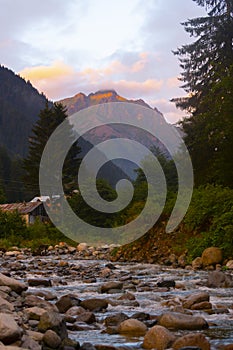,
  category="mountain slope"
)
[0,65,48,157]
[60,90,169,180]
